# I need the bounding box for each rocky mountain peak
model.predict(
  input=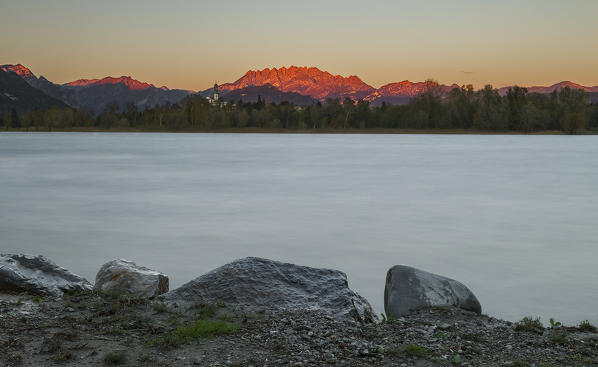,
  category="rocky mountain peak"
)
[0,64,36,80]
[220,66,375,100]
[64,76,155,91]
